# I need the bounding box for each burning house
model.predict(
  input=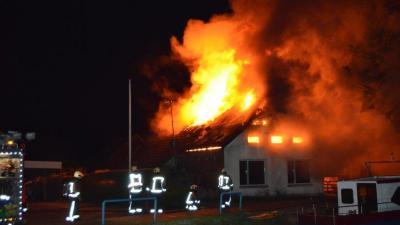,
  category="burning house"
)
[224,117,322,196]
[176,112,322,197]
[145,0,400,199]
